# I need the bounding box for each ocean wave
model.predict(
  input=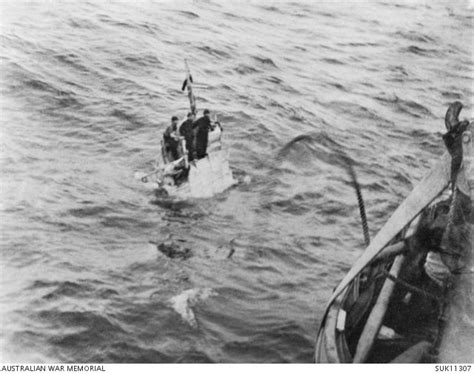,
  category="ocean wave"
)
[234,63,260,75]
[403,45,441,57]
[251,55,277,68]
[197,45,232,59]
[375,94,435,118]
[393,30,436,44]
[176,10,200,19]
